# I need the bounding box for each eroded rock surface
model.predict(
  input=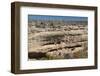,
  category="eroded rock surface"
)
[28,20,88,60]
